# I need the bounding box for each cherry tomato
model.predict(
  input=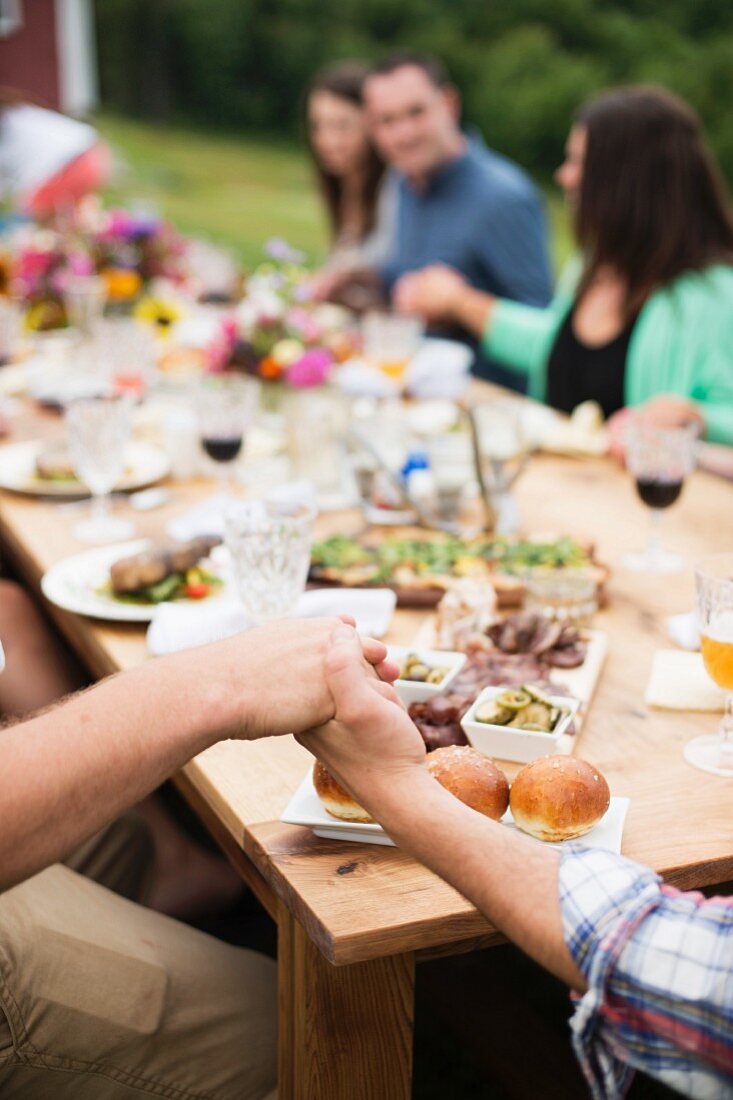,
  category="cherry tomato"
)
[184,583,210,599]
